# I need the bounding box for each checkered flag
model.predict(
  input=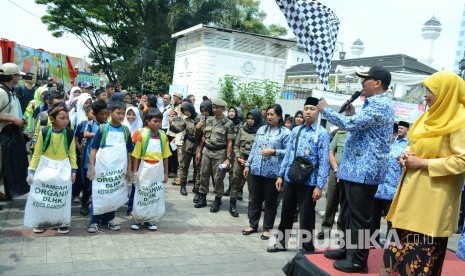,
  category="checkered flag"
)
[277,0,340,90]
